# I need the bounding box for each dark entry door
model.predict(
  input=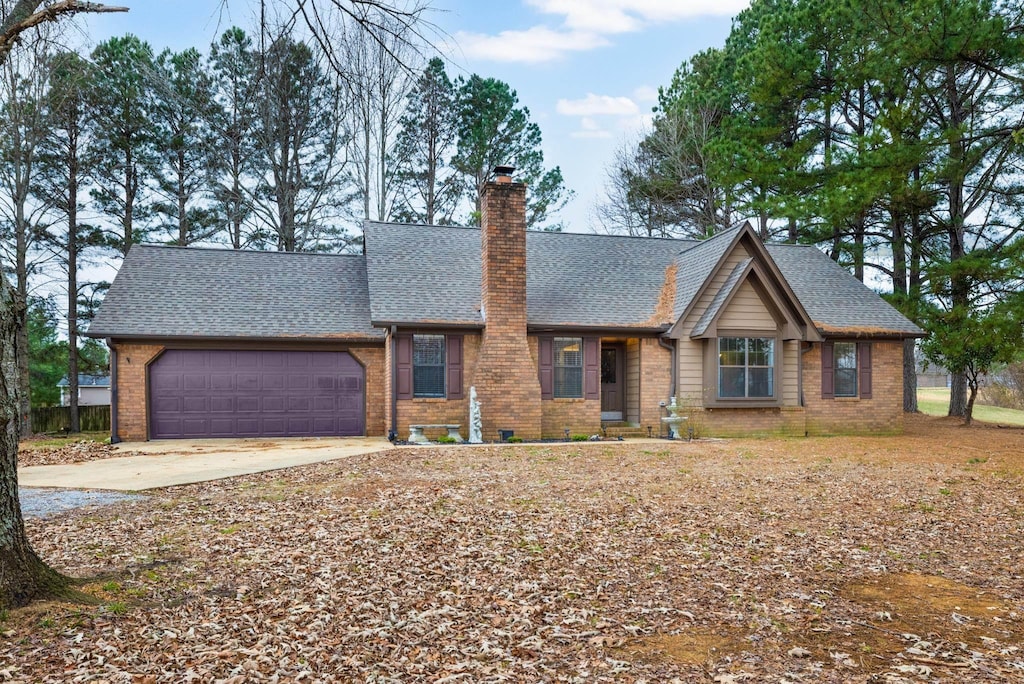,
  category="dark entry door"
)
[601,345,624,420]
[148,350,364,439]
